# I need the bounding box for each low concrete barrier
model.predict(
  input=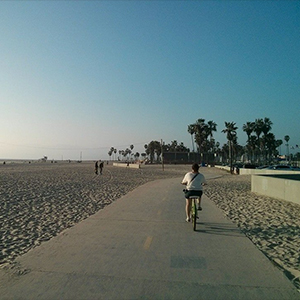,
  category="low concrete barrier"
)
[113,162,140,169]
[215,165,231,172]
[215,165,300,176]
[251,174,300,205]
[240,169,300,175]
